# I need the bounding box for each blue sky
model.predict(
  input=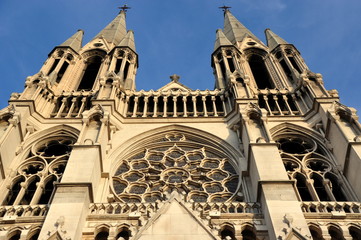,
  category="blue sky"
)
[0,0,361,110]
